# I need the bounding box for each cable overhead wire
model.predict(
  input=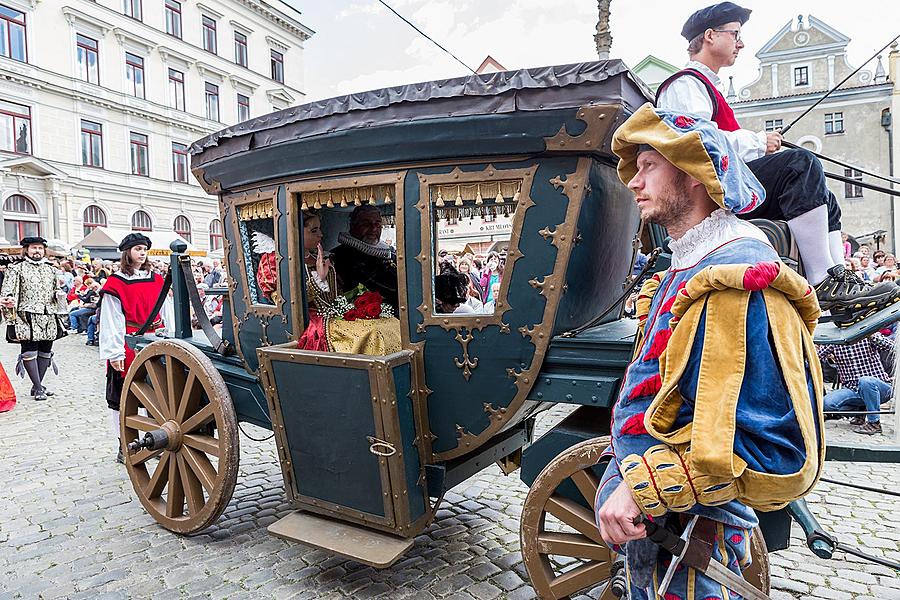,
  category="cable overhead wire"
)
[376,0,477,75]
